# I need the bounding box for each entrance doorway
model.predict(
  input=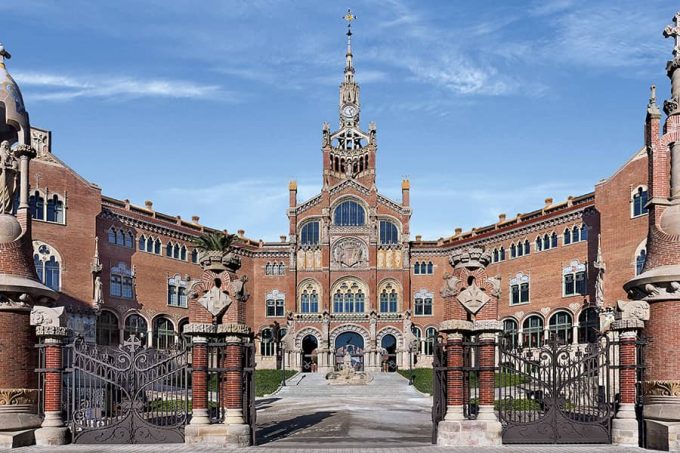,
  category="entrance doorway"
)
[301,335,318,372]
[381,334,398,372]
[335,331,364,371]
